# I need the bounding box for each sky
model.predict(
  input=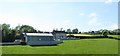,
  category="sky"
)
[0,0,119,32]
